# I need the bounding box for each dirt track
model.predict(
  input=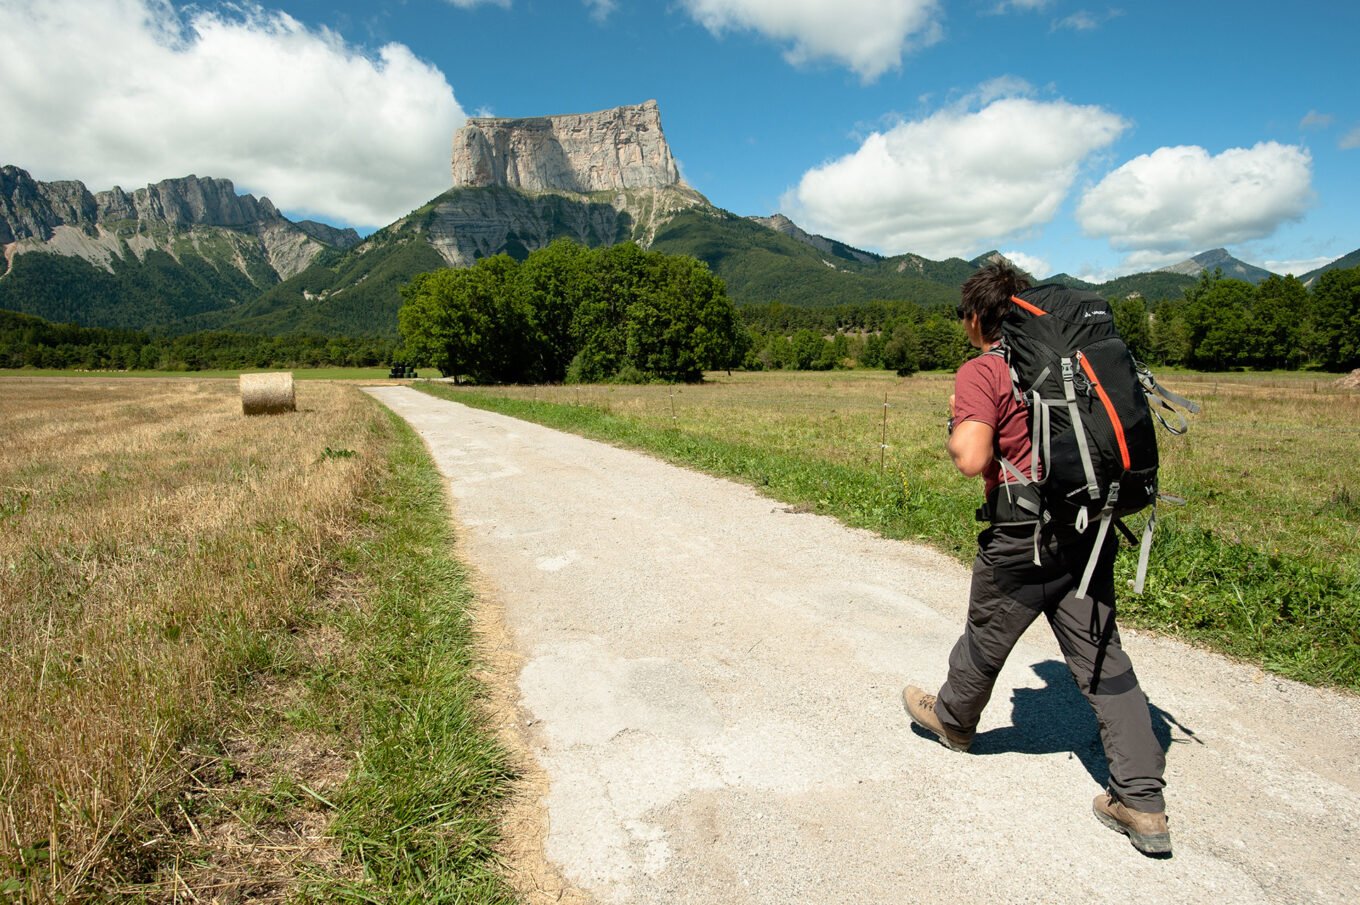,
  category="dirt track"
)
[367,386,1360,905]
